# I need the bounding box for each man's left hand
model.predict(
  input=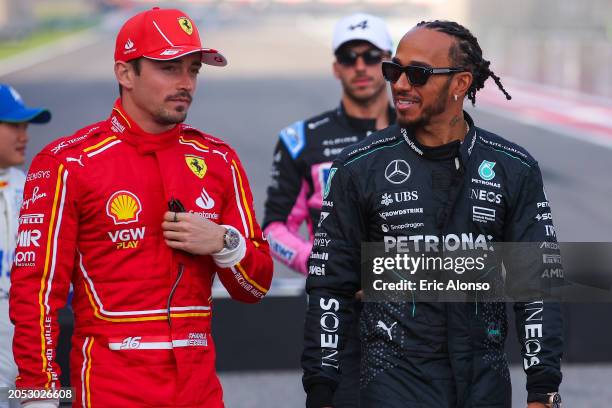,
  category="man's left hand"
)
[527,403,549,408]
[162,211,225,255]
